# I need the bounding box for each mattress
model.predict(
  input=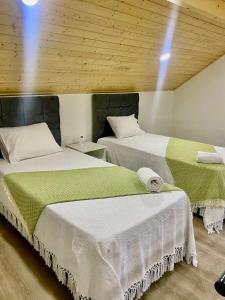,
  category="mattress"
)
[98,133,225,233]
[0,147,197,300]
